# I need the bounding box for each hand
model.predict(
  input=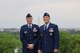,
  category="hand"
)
[54,49,58,53]
[38,50,41,53]
[27,44,34,49]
